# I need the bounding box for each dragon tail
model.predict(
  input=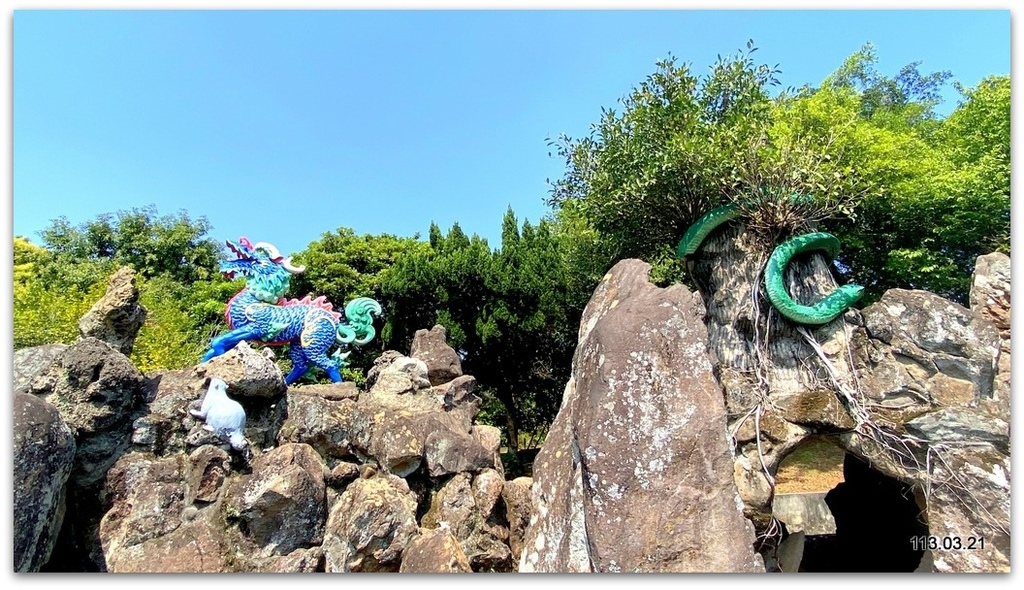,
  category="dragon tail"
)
[336,297,384,346]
